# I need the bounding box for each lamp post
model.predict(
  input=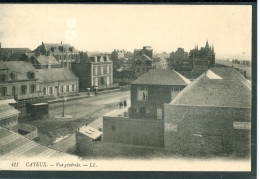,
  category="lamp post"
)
[62,96,67,117]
